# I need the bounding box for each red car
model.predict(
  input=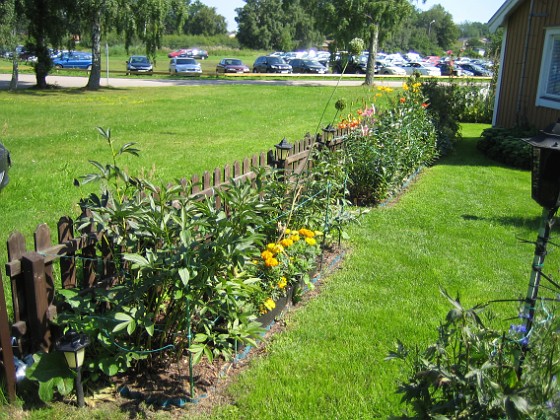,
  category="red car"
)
[168,49,189,58]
